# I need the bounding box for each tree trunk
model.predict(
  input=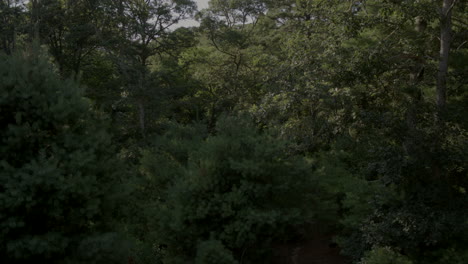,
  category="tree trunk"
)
[138,56,148,139]
[437,0,455,112]
[138,99,146,138]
